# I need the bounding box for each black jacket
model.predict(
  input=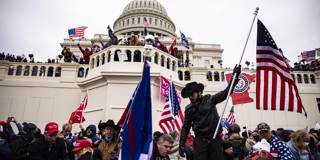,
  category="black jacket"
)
[180,78,239,145]
[28,135,68,160]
